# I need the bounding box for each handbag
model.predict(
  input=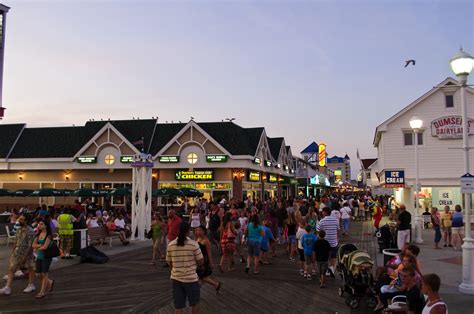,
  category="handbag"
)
[146,229,153,239]
[44,240,61,259]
